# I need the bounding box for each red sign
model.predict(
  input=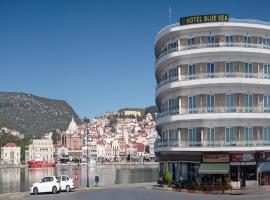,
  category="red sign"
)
[231,154,243,162]
[75,173,78,180]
